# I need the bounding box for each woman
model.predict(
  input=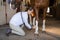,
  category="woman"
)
[6,11,32,36]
